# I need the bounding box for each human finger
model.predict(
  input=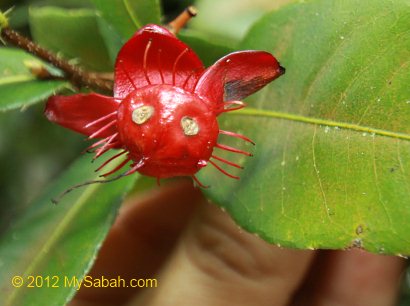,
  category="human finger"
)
[129,200,315,306]
[291,249,406,306]
[71,179,202,305]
